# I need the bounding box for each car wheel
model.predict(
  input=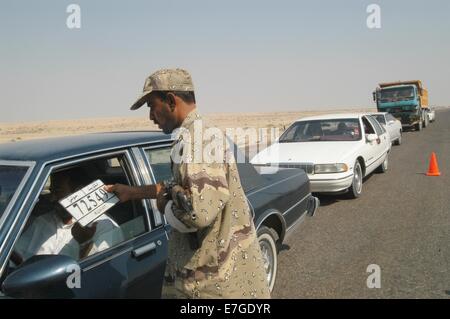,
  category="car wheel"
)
[257,226,278,292]
[348,161,363,198]
[377,154,389,173]
[395,132,402,145]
